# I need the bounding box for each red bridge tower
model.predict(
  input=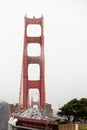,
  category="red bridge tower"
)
[19,16,45,109]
